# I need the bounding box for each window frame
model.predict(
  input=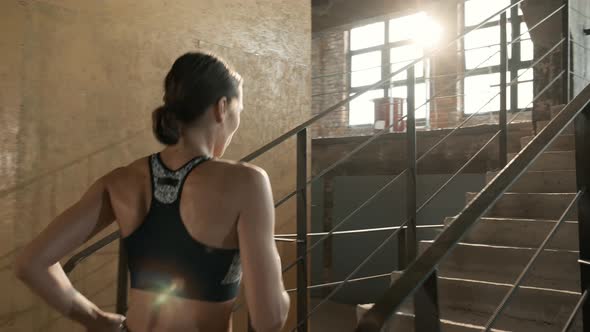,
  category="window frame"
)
[462,1,534,115]
[347,16,430,127]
